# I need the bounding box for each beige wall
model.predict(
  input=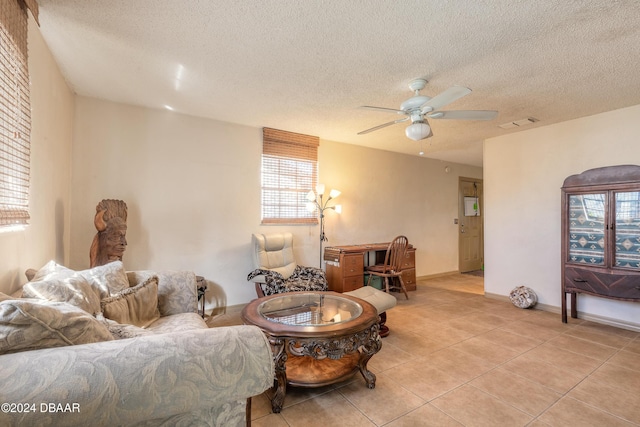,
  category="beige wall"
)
[69,97,481,307]
[318,140,482,277]
[70,98,263,309]
[0,15,74,295]
[484,104,640,329]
